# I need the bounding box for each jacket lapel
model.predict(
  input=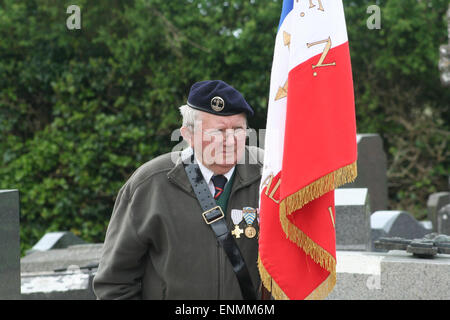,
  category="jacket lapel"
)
[167,151,197,197]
